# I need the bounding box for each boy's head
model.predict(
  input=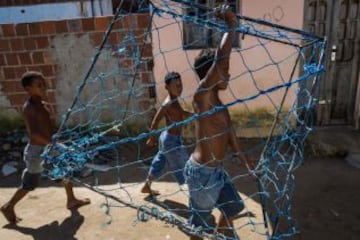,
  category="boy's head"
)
[194,49,215,79]
[164,71,182,97]
[21,71,46,98]
[164,71,181,85]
